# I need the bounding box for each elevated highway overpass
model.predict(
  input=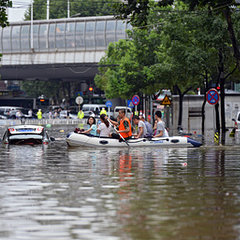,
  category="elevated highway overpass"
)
[0,16,130,82]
